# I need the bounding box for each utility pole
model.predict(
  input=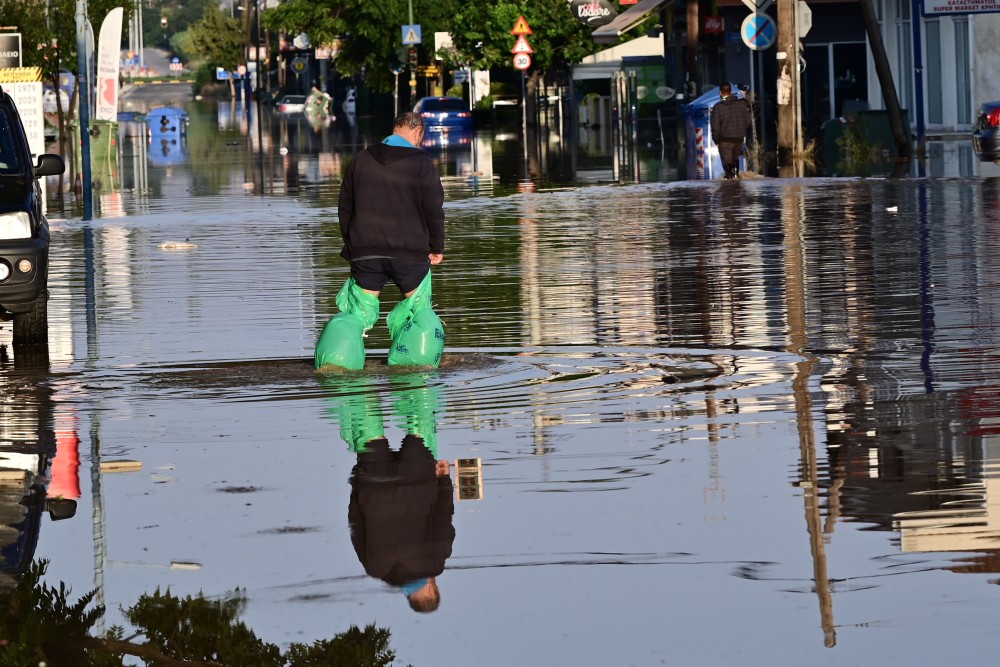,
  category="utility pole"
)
[76,0,93,220]
[859,0,912,164]
[686,0,700,98]
[776,0,800,169]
